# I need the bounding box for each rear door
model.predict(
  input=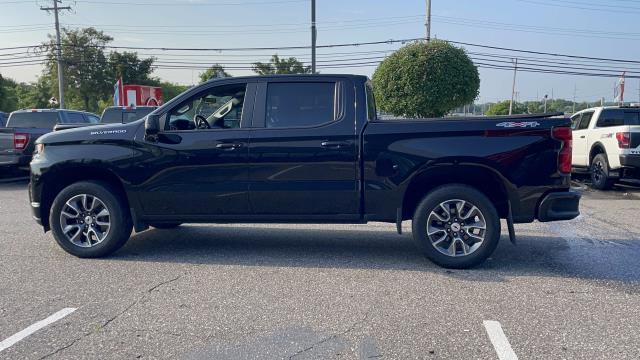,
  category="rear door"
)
[247,78,359,218]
